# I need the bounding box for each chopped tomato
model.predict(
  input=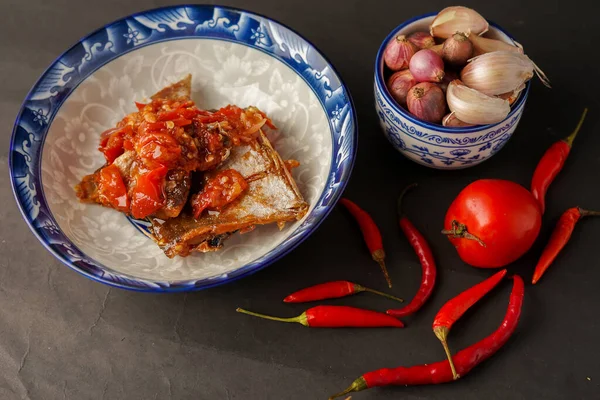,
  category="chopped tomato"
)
[191,169,248,219]
[99,126,133,163]
[135,131,181,169]
[172,118,192,127]
[130,166,168,219]
[96,164,129,211]
[218,105,243,119]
